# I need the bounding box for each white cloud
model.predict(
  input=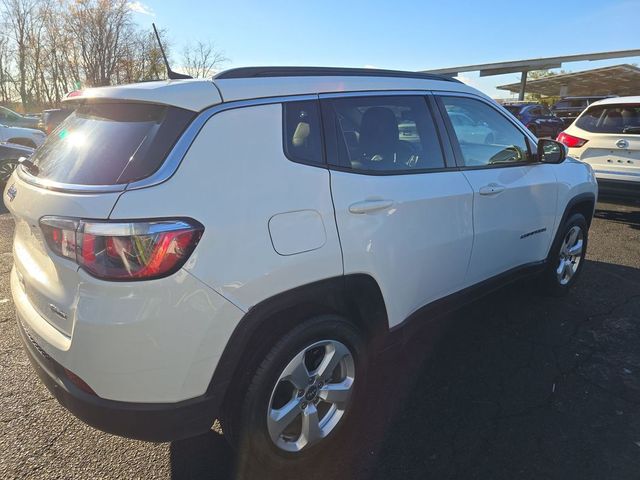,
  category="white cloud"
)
[363,65,378,69]
[128,1,154,16]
